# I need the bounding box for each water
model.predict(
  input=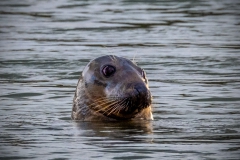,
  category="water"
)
[0,0,240,159]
